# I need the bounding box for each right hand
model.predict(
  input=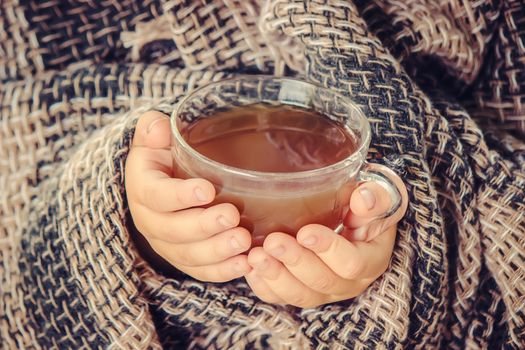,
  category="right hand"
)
[125,111,252,282]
